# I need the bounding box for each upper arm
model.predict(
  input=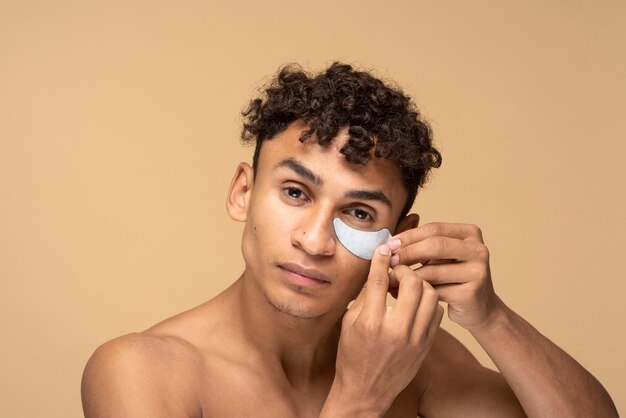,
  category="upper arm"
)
[417,328,526,418]
[81,333,201,418]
